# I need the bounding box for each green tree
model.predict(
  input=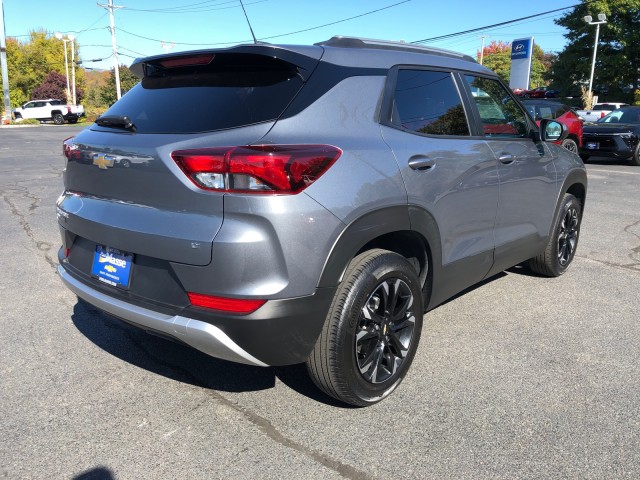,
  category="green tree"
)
[479,41,555,88]
[0,30,86,107]
[98,65,139,106]
[553,0,640,103]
